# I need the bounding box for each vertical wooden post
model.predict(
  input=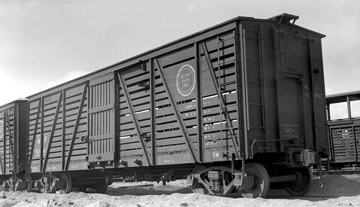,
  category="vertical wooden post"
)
[195,43,203,162]
[150,59,156,166]
[347,96,352,119]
